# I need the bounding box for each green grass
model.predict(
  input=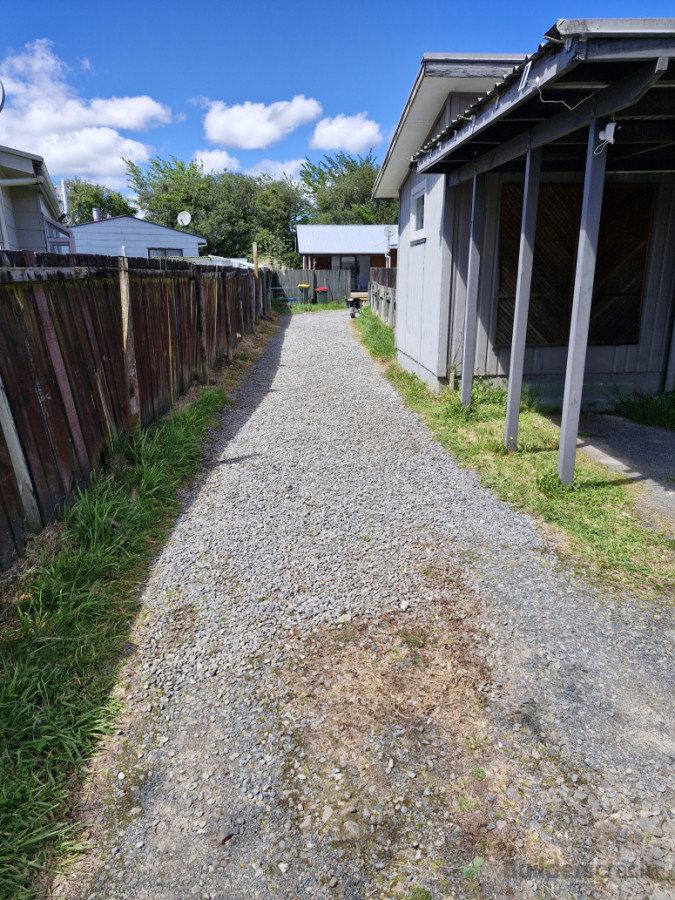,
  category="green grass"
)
[615,390,675,431]
[355,307,674,600]
[274,298,349,315]
[405,889,433,900]
[0,387,228,898]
